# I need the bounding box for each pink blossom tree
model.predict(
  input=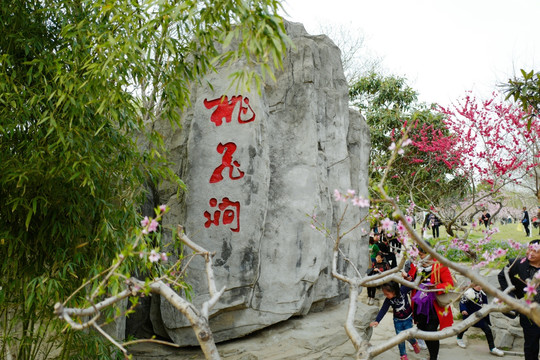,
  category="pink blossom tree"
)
[405,92,540,235]
[440,92,540,203]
